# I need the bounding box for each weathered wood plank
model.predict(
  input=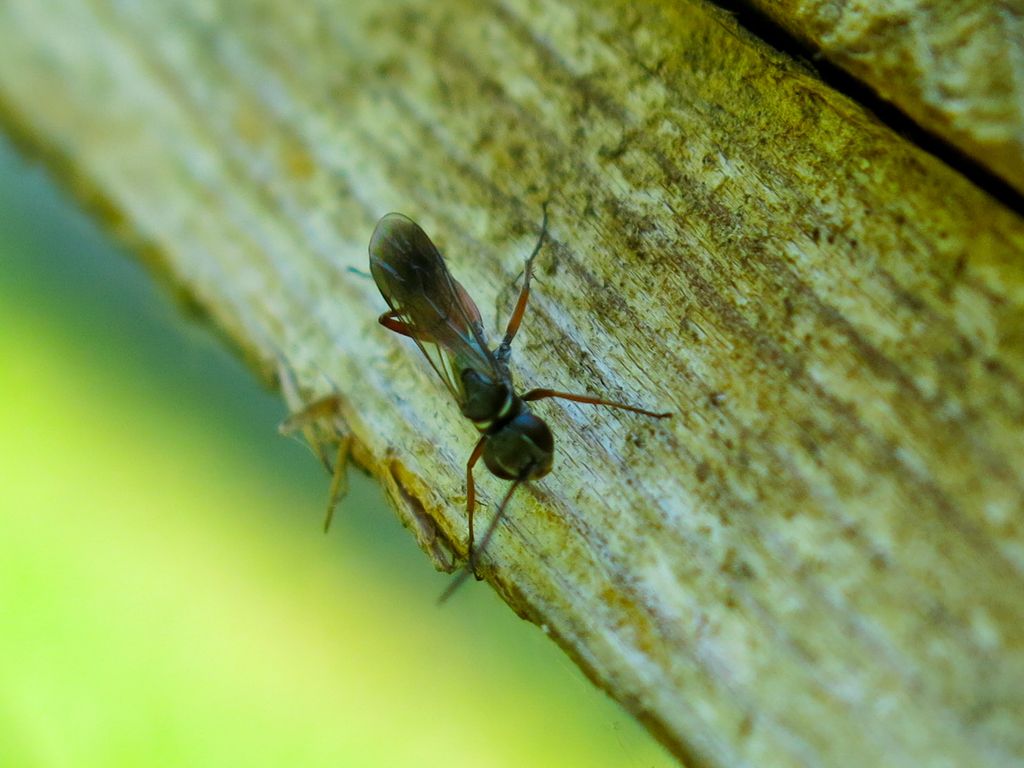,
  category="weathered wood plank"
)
[746,0,1024,195]
[1,1,1022,766]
